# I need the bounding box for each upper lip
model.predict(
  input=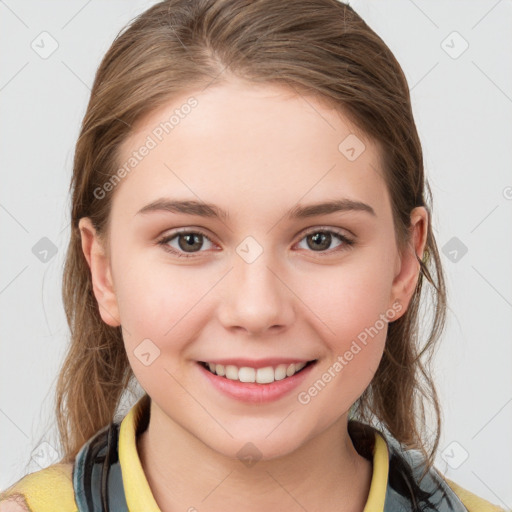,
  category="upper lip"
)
[198,358,317,369]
